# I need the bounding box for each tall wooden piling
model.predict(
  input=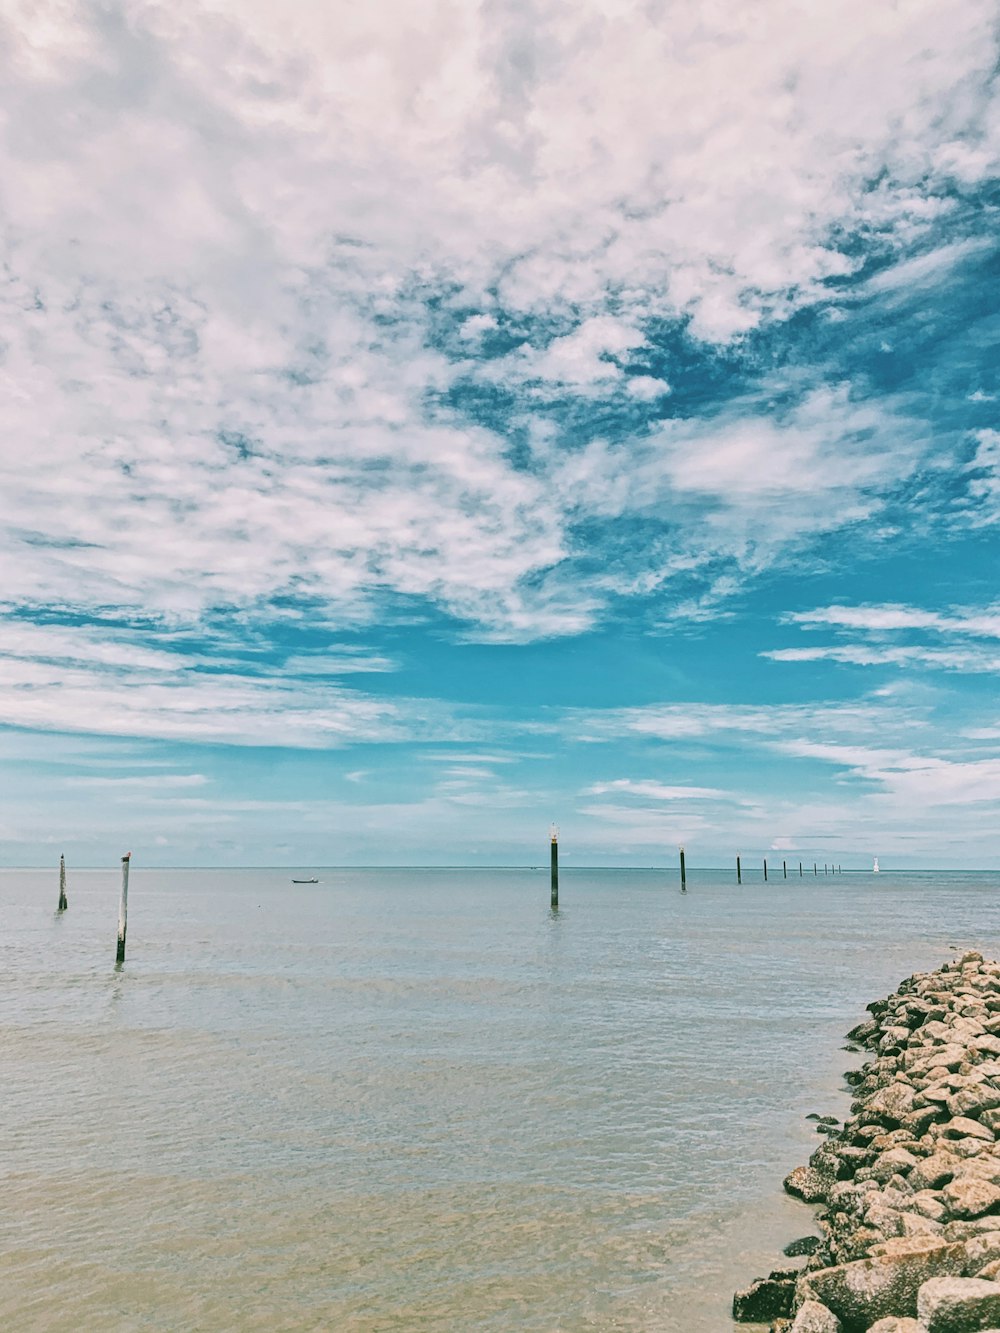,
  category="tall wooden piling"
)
[763,858,768,882]
[550,827,558,908]
[116,852,131,964]
[799,861,803,876]
[736,854,742,885]
[58,854,67,912]
[679,846,686,891]
[783,860,787,879]
[814,863,818,875]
